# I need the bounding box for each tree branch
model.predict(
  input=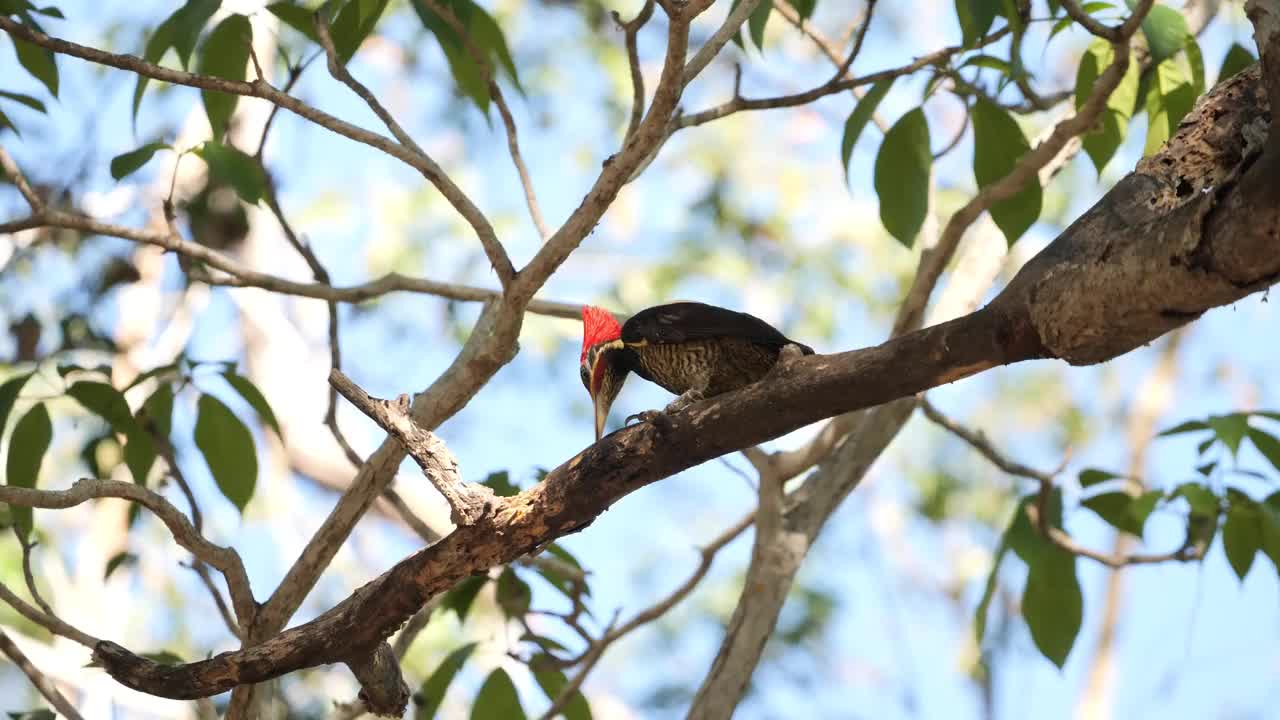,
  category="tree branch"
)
[0,479,257,626]
[0,16,514,288]
[0,629,85,720]
[328,369,494,526]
